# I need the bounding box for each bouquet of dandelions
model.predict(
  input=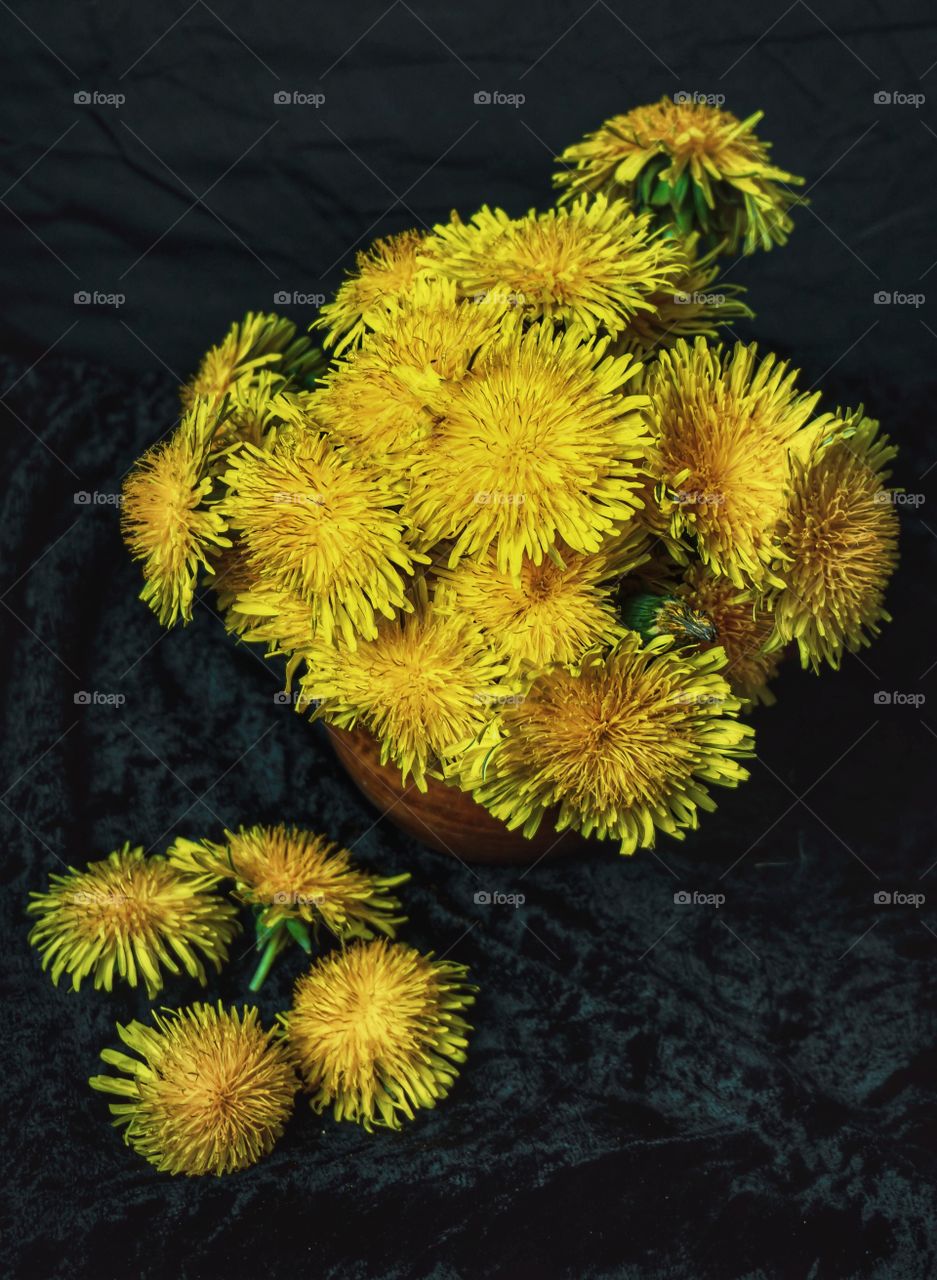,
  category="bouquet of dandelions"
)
[122,97,899,857]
